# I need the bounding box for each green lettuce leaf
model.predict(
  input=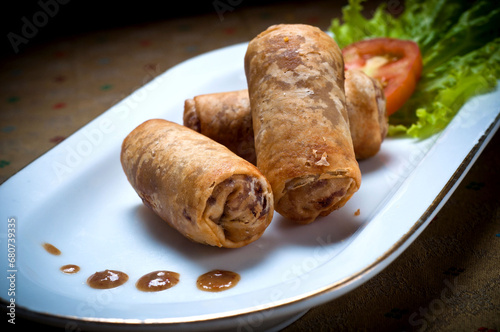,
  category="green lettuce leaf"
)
[329,0,500,138]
